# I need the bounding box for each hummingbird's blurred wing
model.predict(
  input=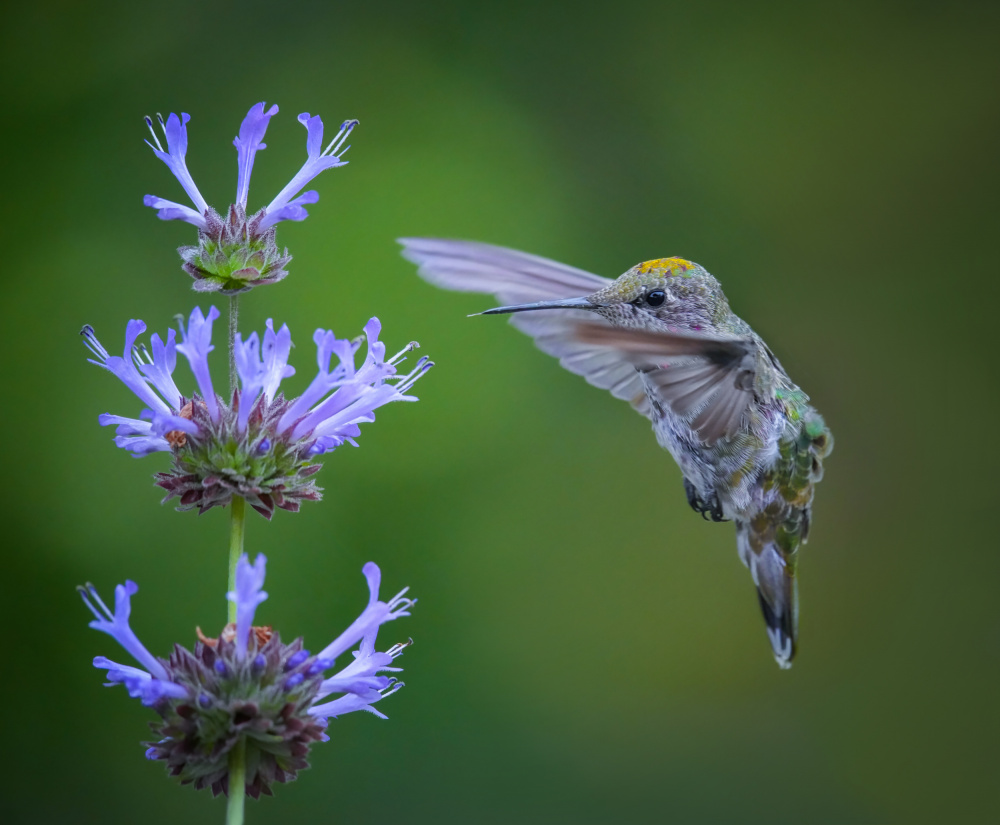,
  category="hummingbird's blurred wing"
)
[399,238,654,417]
[399,238,610,302]
[575,324,757,445]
